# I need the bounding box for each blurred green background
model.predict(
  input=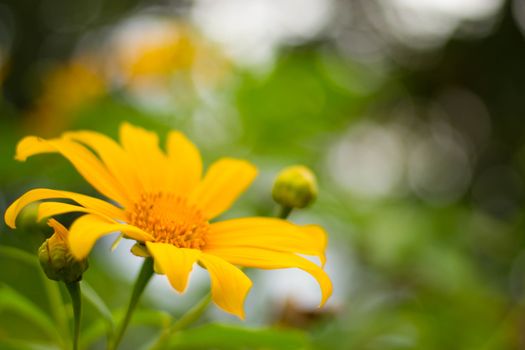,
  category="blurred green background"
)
[1,0,525,349]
